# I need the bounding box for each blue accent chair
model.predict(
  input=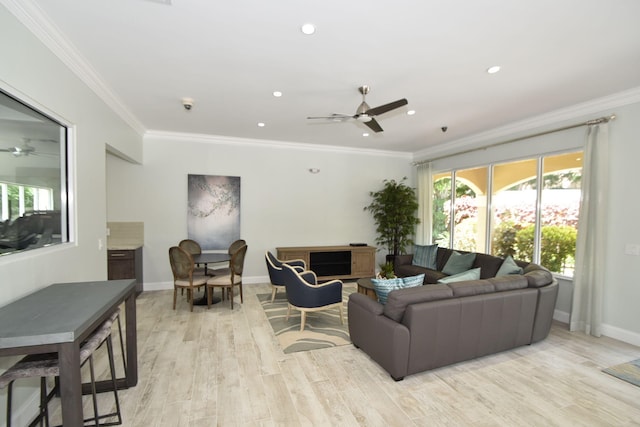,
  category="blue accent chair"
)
[265,251,306,302]
[281,263,344,331]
